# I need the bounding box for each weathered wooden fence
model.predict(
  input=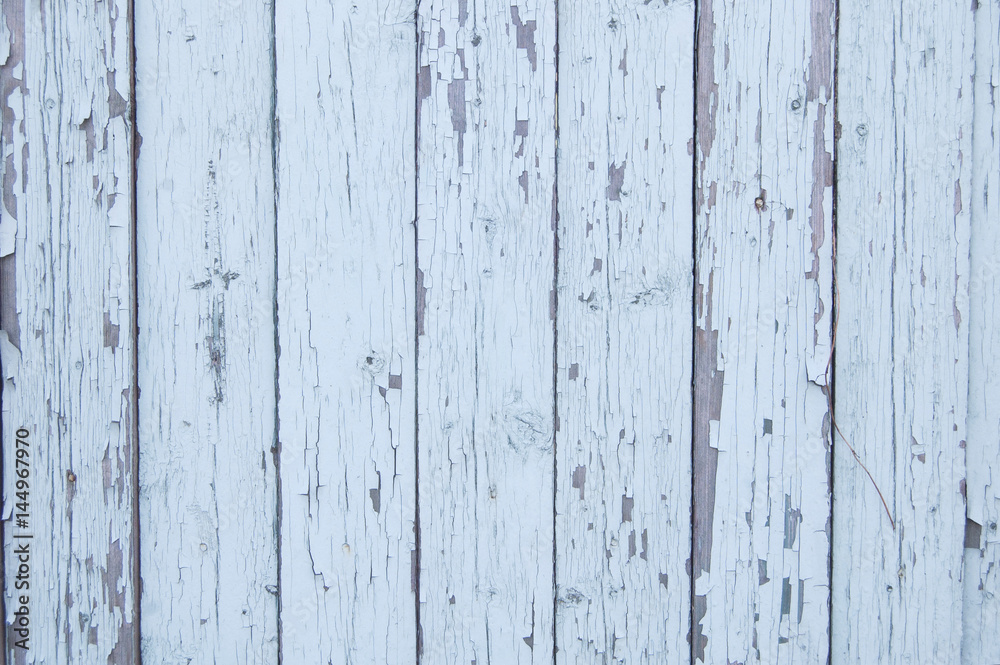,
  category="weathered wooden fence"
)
[1,0,997,663]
